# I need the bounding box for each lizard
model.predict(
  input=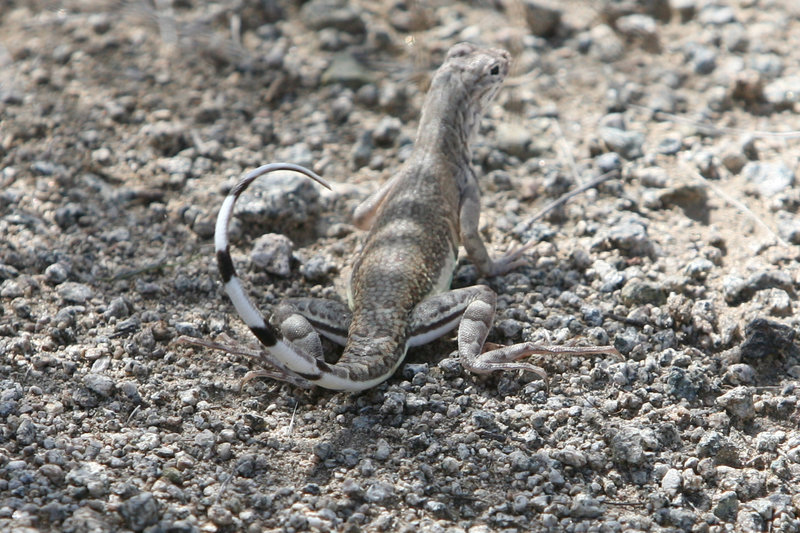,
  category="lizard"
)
[204,42,618,392]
